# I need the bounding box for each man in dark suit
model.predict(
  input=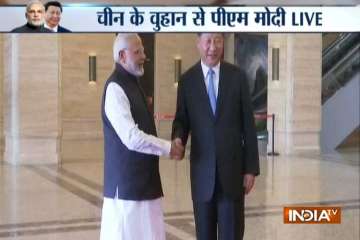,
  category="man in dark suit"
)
[44,1,71,32]
[172,33,260,240]
[11,0,52,33]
